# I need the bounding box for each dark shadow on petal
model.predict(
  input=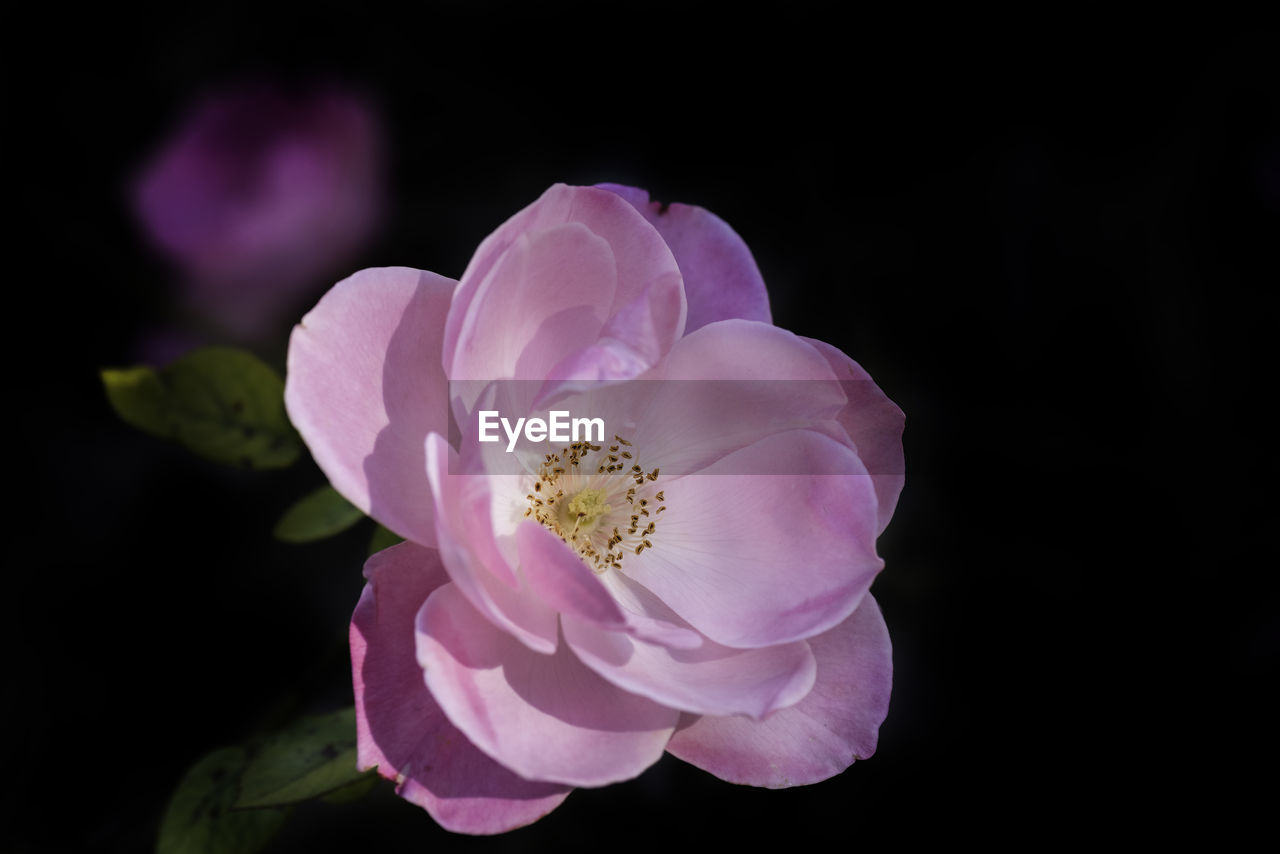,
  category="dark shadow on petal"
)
[355,549,570,815]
